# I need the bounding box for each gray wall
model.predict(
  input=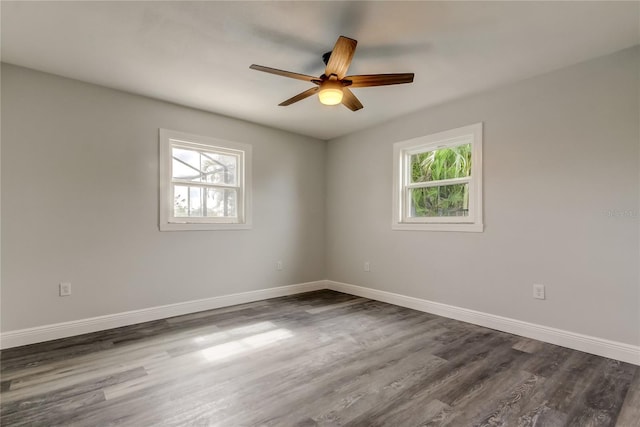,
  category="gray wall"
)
[1,64,326,331]
[3,47,639,347]
[326,47,640,346]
